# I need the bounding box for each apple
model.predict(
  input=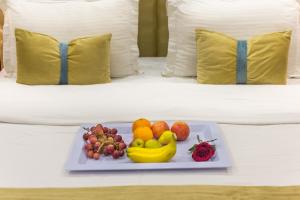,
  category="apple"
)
[171,121,190,141]
[151,121,169,139]
[130,138,145,148]
[145,139,162,148]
